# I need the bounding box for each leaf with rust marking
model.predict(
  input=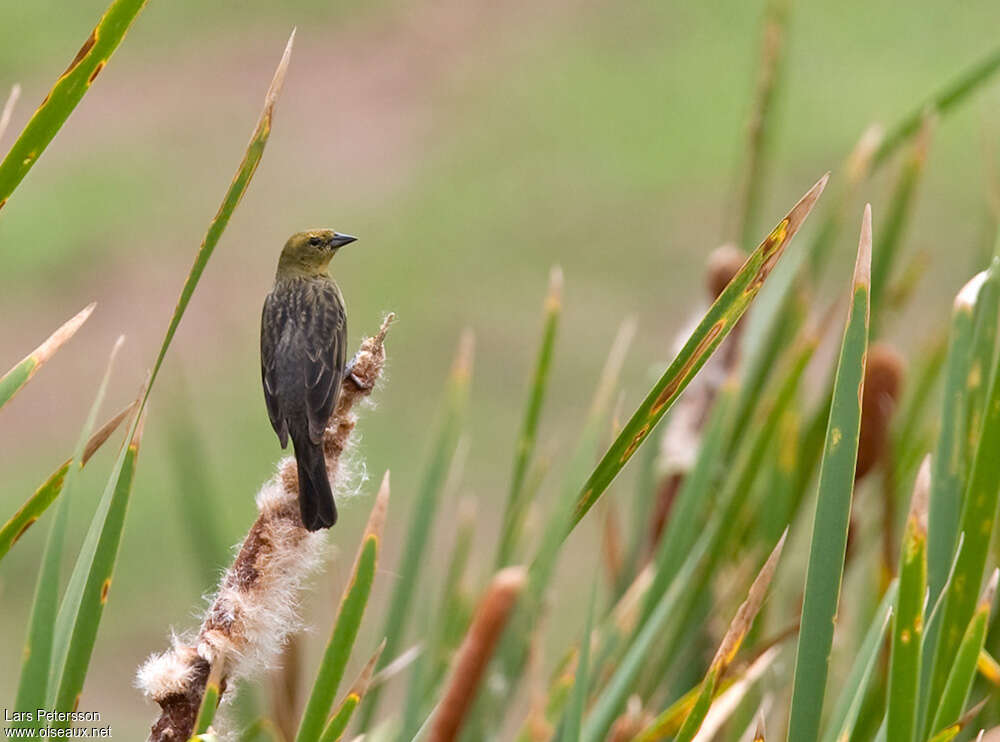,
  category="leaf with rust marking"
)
[569,174,828,531]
